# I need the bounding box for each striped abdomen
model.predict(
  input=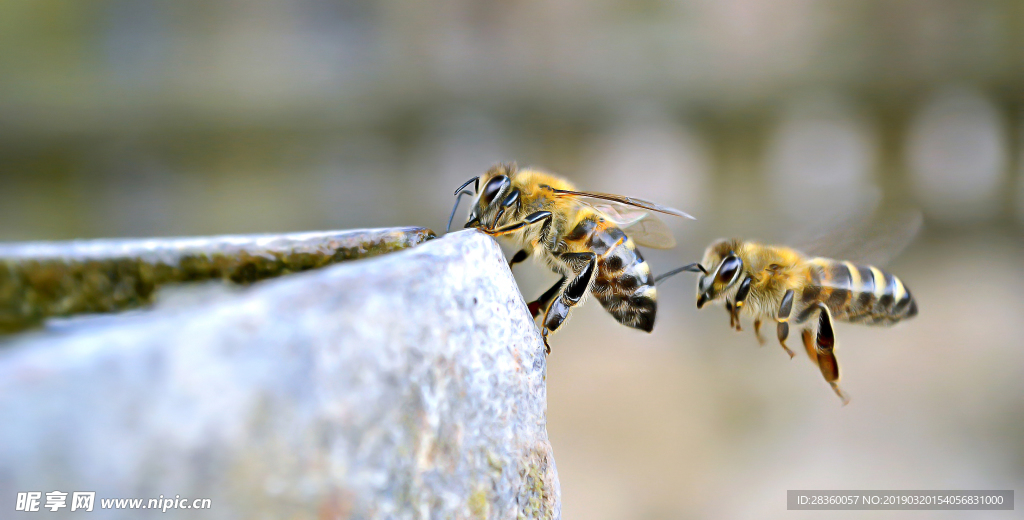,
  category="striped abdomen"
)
[565,216,657,332]
[800,258,917,326]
